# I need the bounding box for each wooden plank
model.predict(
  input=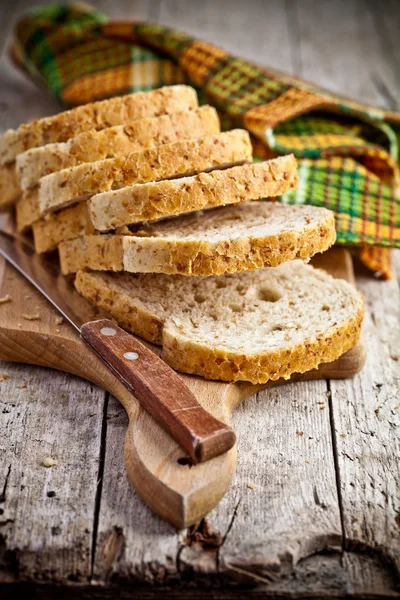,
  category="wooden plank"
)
[212,381,342,585]
[295,2,400,594]
[0,358,106,583]
[329,262,400,586]
[91,396,182,585]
